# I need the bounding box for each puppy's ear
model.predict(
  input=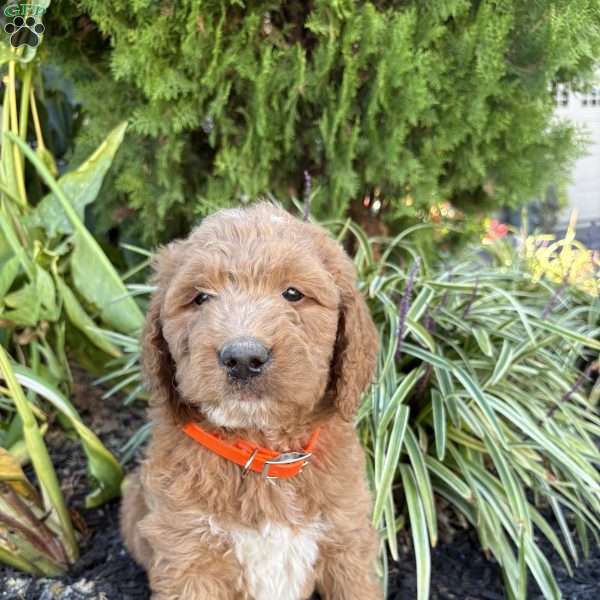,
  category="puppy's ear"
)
[142,242,185,420]
[320,236,379,421]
